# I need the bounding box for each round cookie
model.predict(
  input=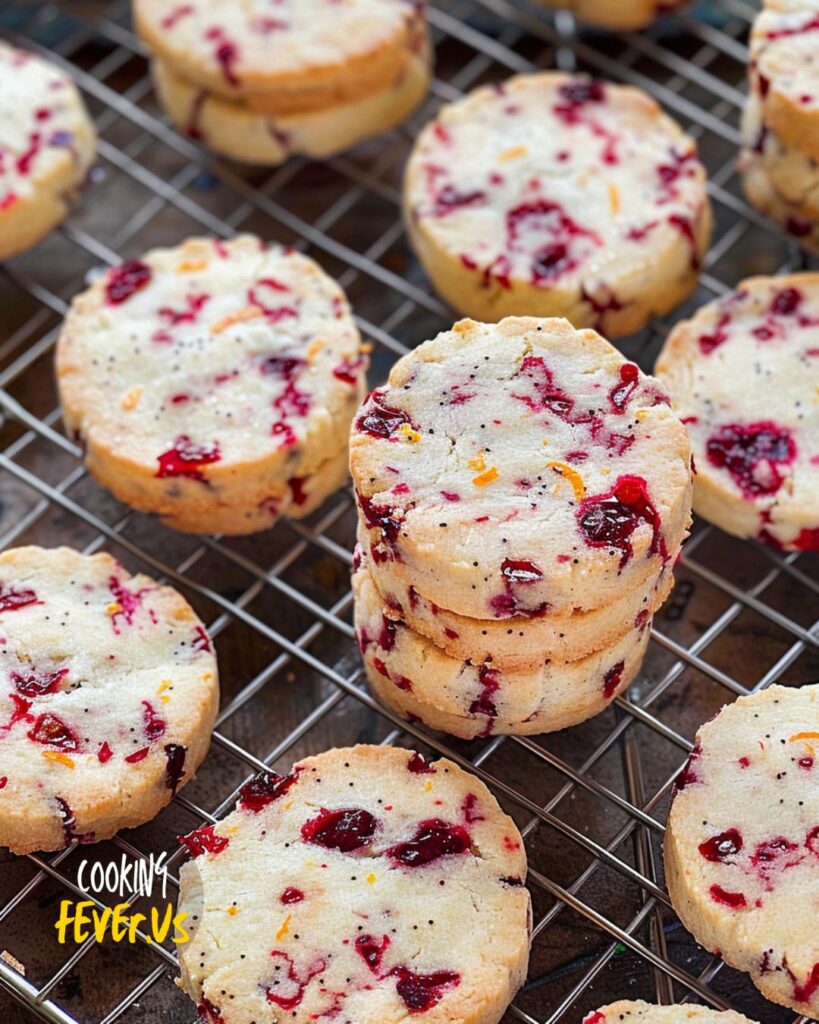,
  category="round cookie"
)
[152,47,430,164]
[0,546,218,855]
[537,0,689,31]
[349,316,693,621]
[656,274,819,550]
[404,73,712,337]
[56,235,367,535]
[583,1002,758,1023]
[134,0,427,112]
[749,0,819,165]
[0,41,96,261]
[665,684,819,1019]
[357,535,674,670]
[177,744,530,1024]
[354,552,652,739]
